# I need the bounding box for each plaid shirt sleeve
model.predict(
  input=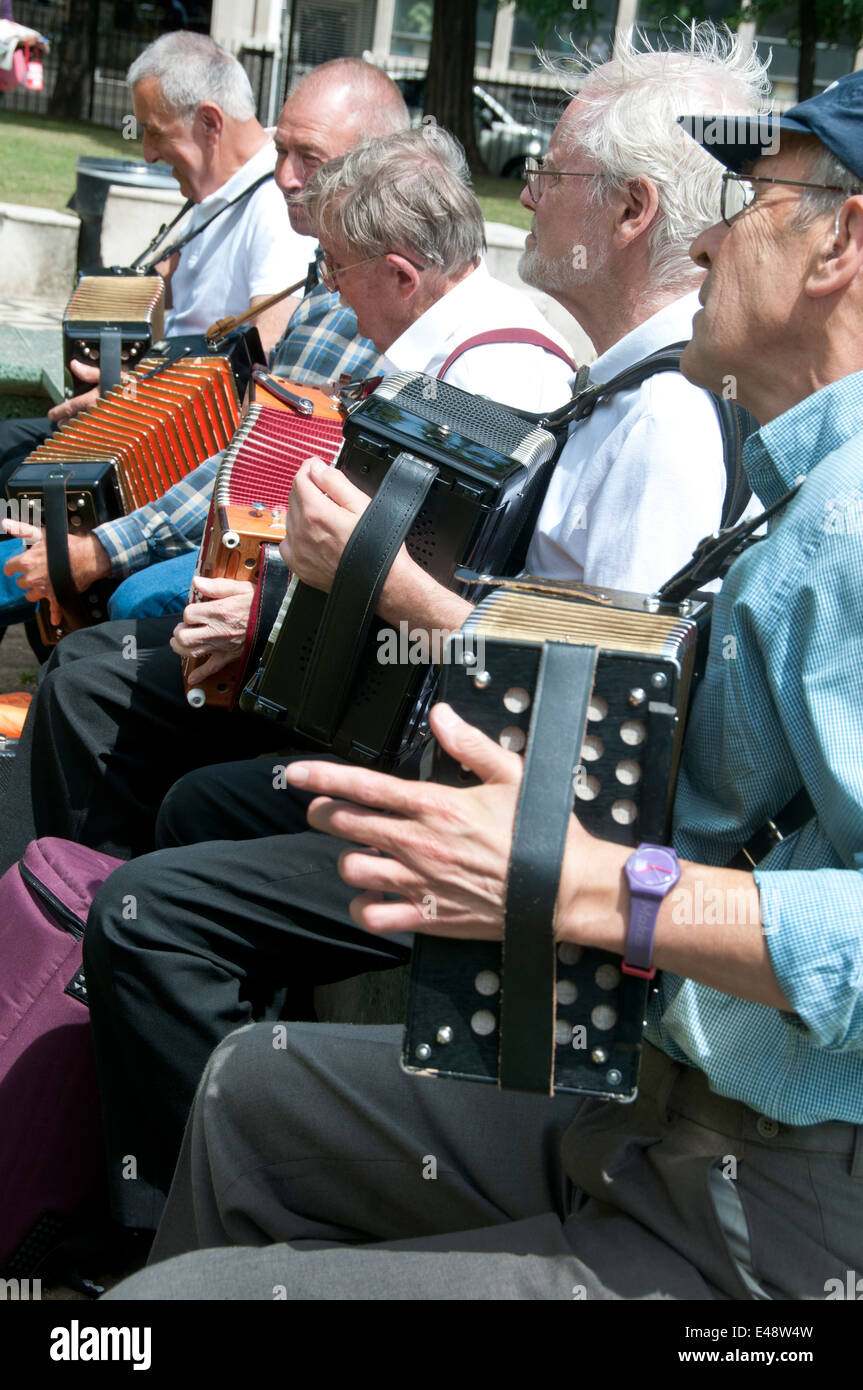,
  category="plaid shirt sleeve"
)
[94,454,221,578]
